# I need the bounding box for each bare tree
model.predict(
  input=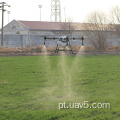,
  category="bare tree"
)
[83,11,109,50]
[60,17,77,35]
[110,6,120,38]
